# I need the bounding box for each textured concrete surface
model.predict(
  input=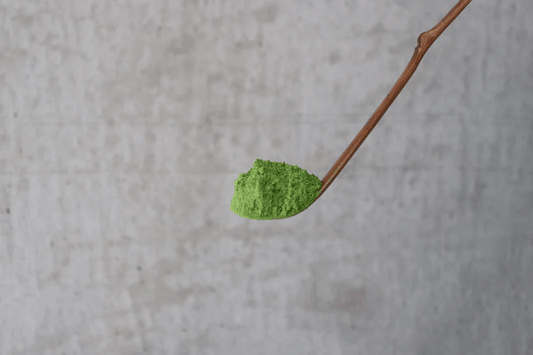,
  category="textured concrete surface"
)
[1,0,532,354]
